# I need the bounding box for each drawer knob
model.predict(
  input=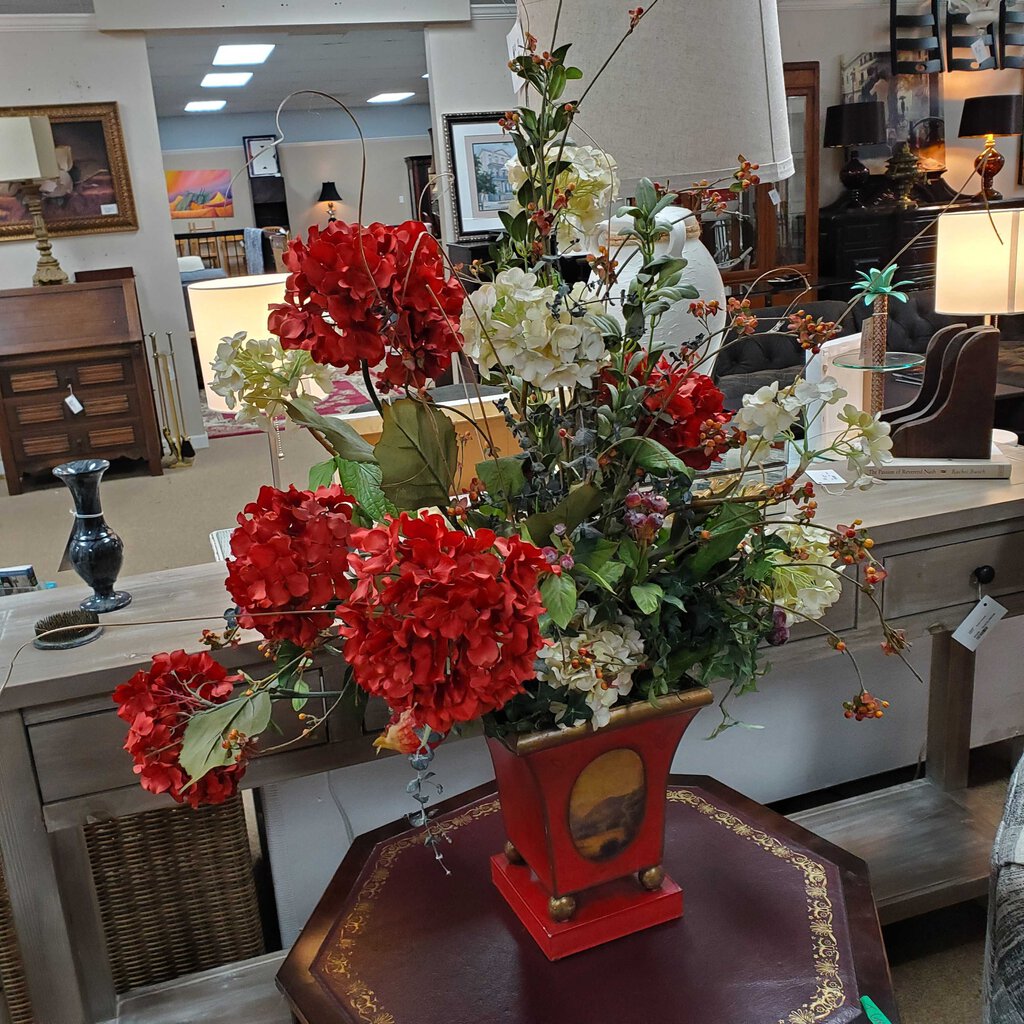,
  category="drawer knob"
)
[972,565,996,586]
